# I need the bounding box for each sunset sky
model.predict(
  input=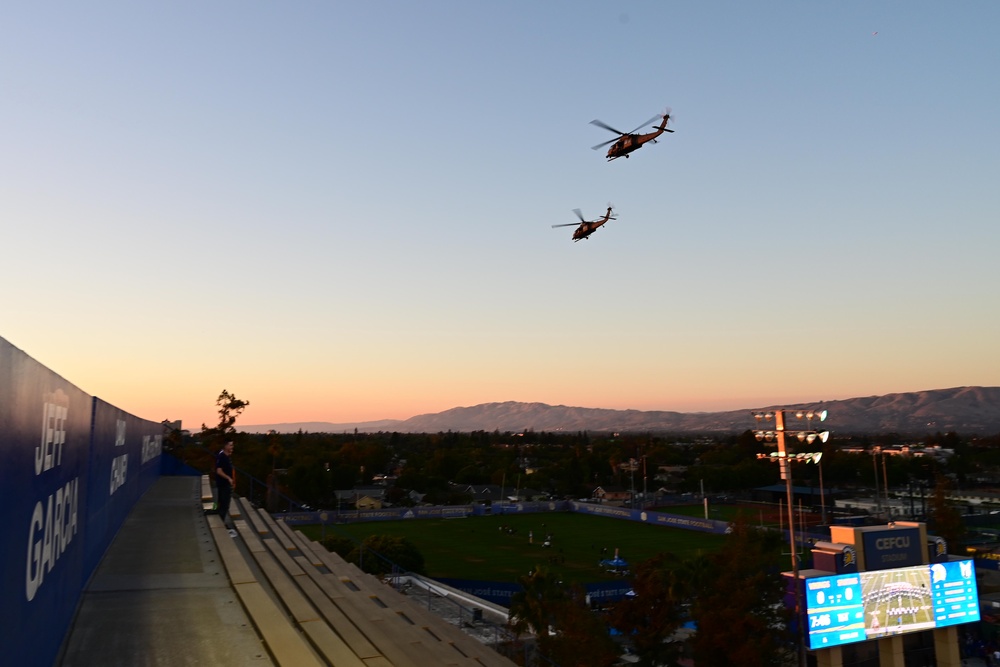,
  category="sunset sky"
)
[3,2,998,431]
